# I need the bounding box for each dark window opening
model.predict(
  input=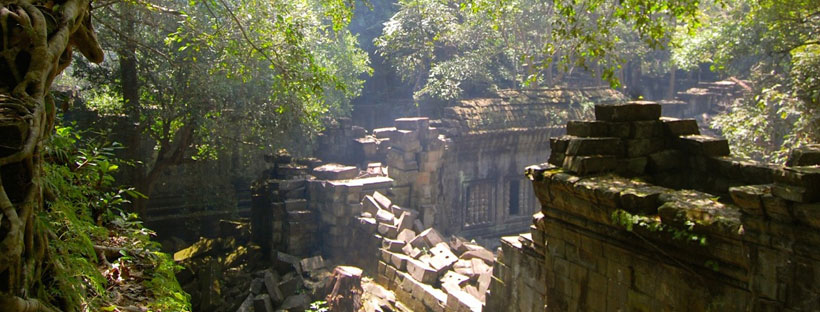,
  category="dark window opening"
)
[509,180,520,215]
